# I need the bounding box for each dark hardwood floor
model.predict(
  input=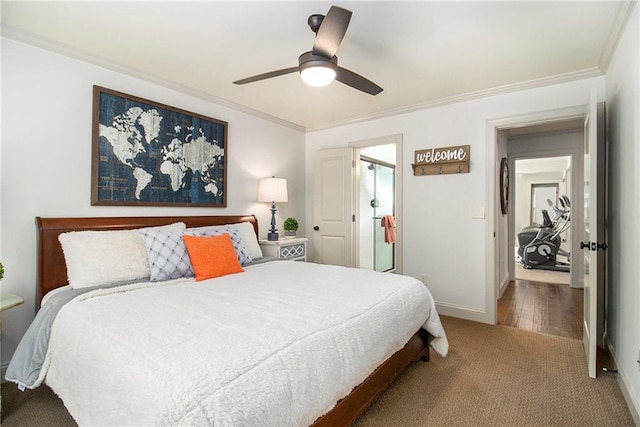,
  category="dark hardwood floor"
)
[498,279,583,340]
